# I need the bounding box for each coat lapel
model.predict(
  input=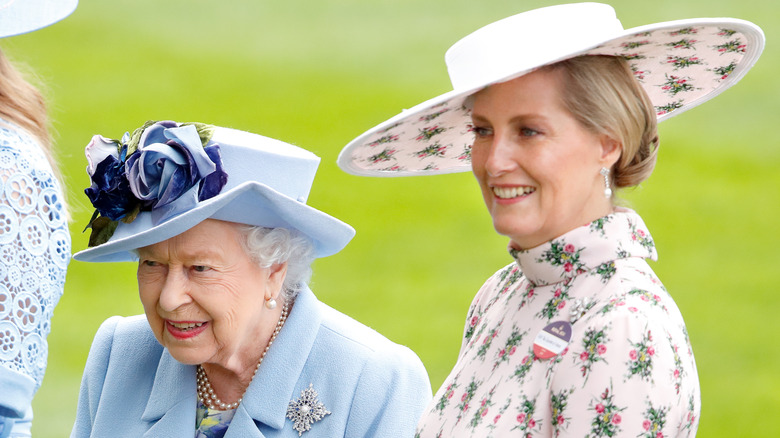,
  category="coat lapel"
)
[224,407,266,438]
[240,287,324,434]
[141,350,197,437]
